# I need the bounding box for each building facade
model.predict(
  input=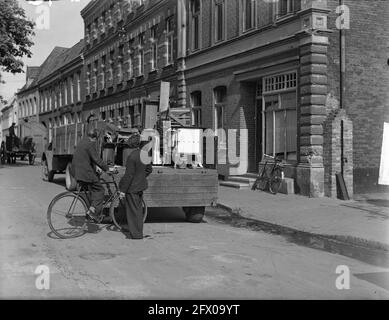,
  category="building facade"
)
[38,42,84,147]
[80,0,185,128]
[1,96,19,140]
[17,66,41,134]
[182,0,389,197]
